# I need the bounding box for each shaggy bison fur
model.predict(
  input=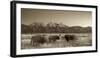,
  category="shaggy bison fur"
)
[48,35,60,42]
[64,35,76,41]
[31,35,46,46]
